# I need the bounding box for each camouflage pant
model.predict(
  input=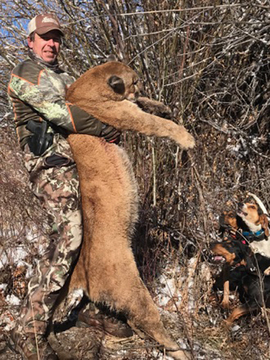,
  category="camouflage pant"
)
[17,137,82,336]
